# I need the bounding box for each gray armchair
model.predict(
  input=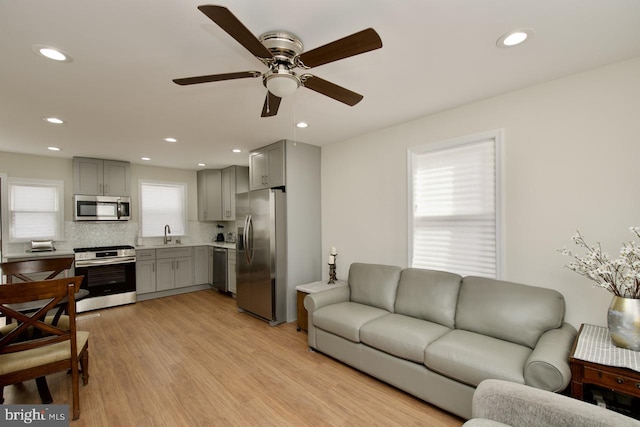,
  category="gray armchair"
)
[463,379,640,427]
